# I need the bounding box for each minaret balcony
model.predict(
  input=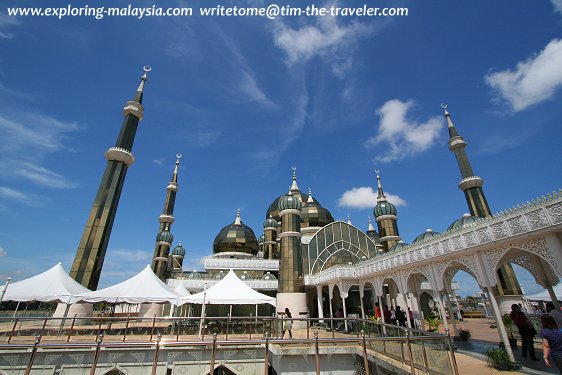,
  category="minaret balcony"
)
[123,100,144,119]
[159,214,175,224]
[167,183,178,191]
[448,136,467,150]
[458,176,484,191]
[105,147,135,166]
